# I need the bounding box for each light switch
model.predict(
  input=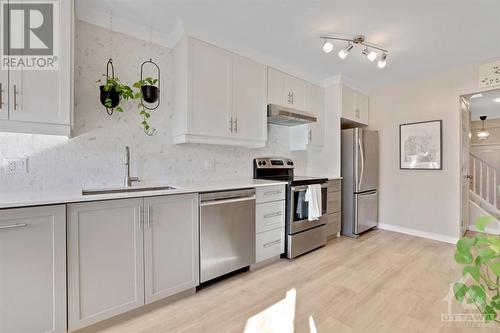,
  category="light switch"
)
[4,158,28,175]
